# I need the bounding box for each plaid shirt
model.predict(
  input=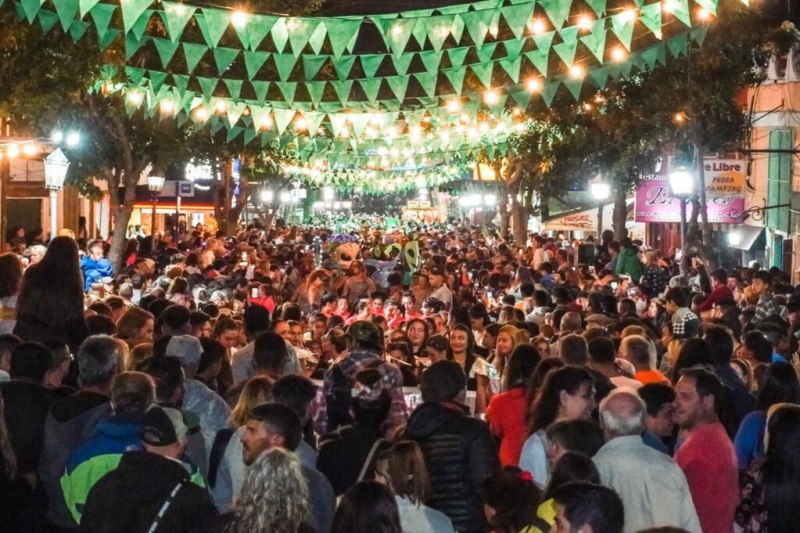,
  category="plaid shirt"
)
[310,349,408,435]
[753,292,786,323]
